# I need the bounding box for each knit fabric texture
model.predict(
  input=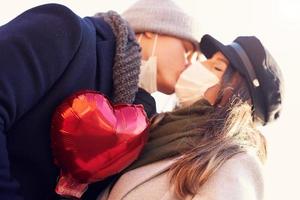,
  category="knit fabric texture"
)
[95,11,141,104]
[122,0,201,48]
